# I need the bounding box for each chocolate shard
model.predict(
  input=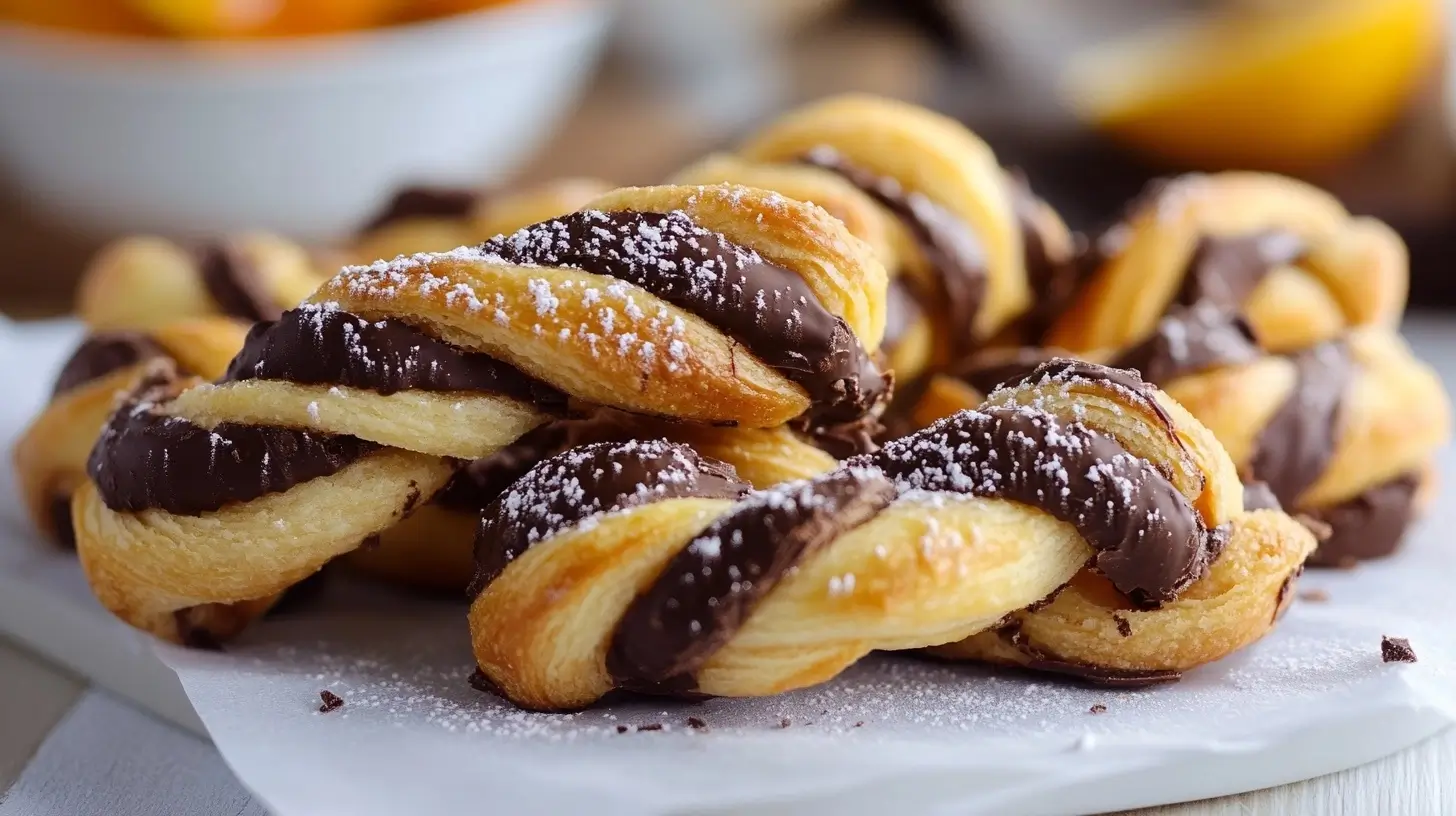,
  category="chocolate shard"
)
[860,401,1220,607]
[469,440,750,598]
[52,332,171,398]
[608,467,896,691]
[87,367,377,516]
[801,146,986,360]
[362,185,481,233]
[197,242,280,323]
[224,305,566,407]
[479,209,887,424]
[1381,636,1417,664]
